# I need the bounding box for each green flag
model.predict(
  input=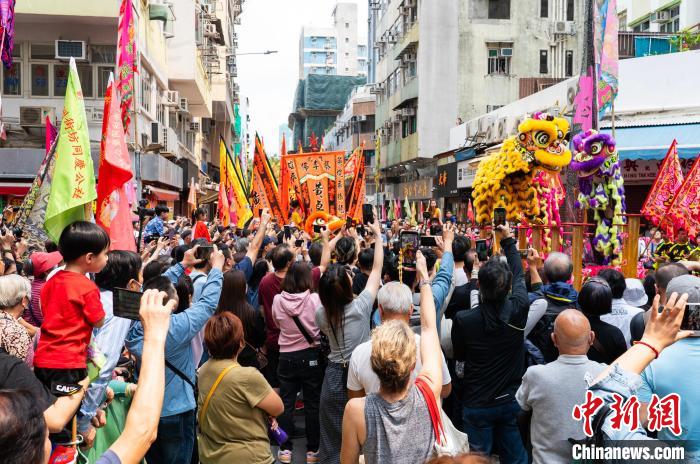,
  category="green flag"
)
[44,58,96,242]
